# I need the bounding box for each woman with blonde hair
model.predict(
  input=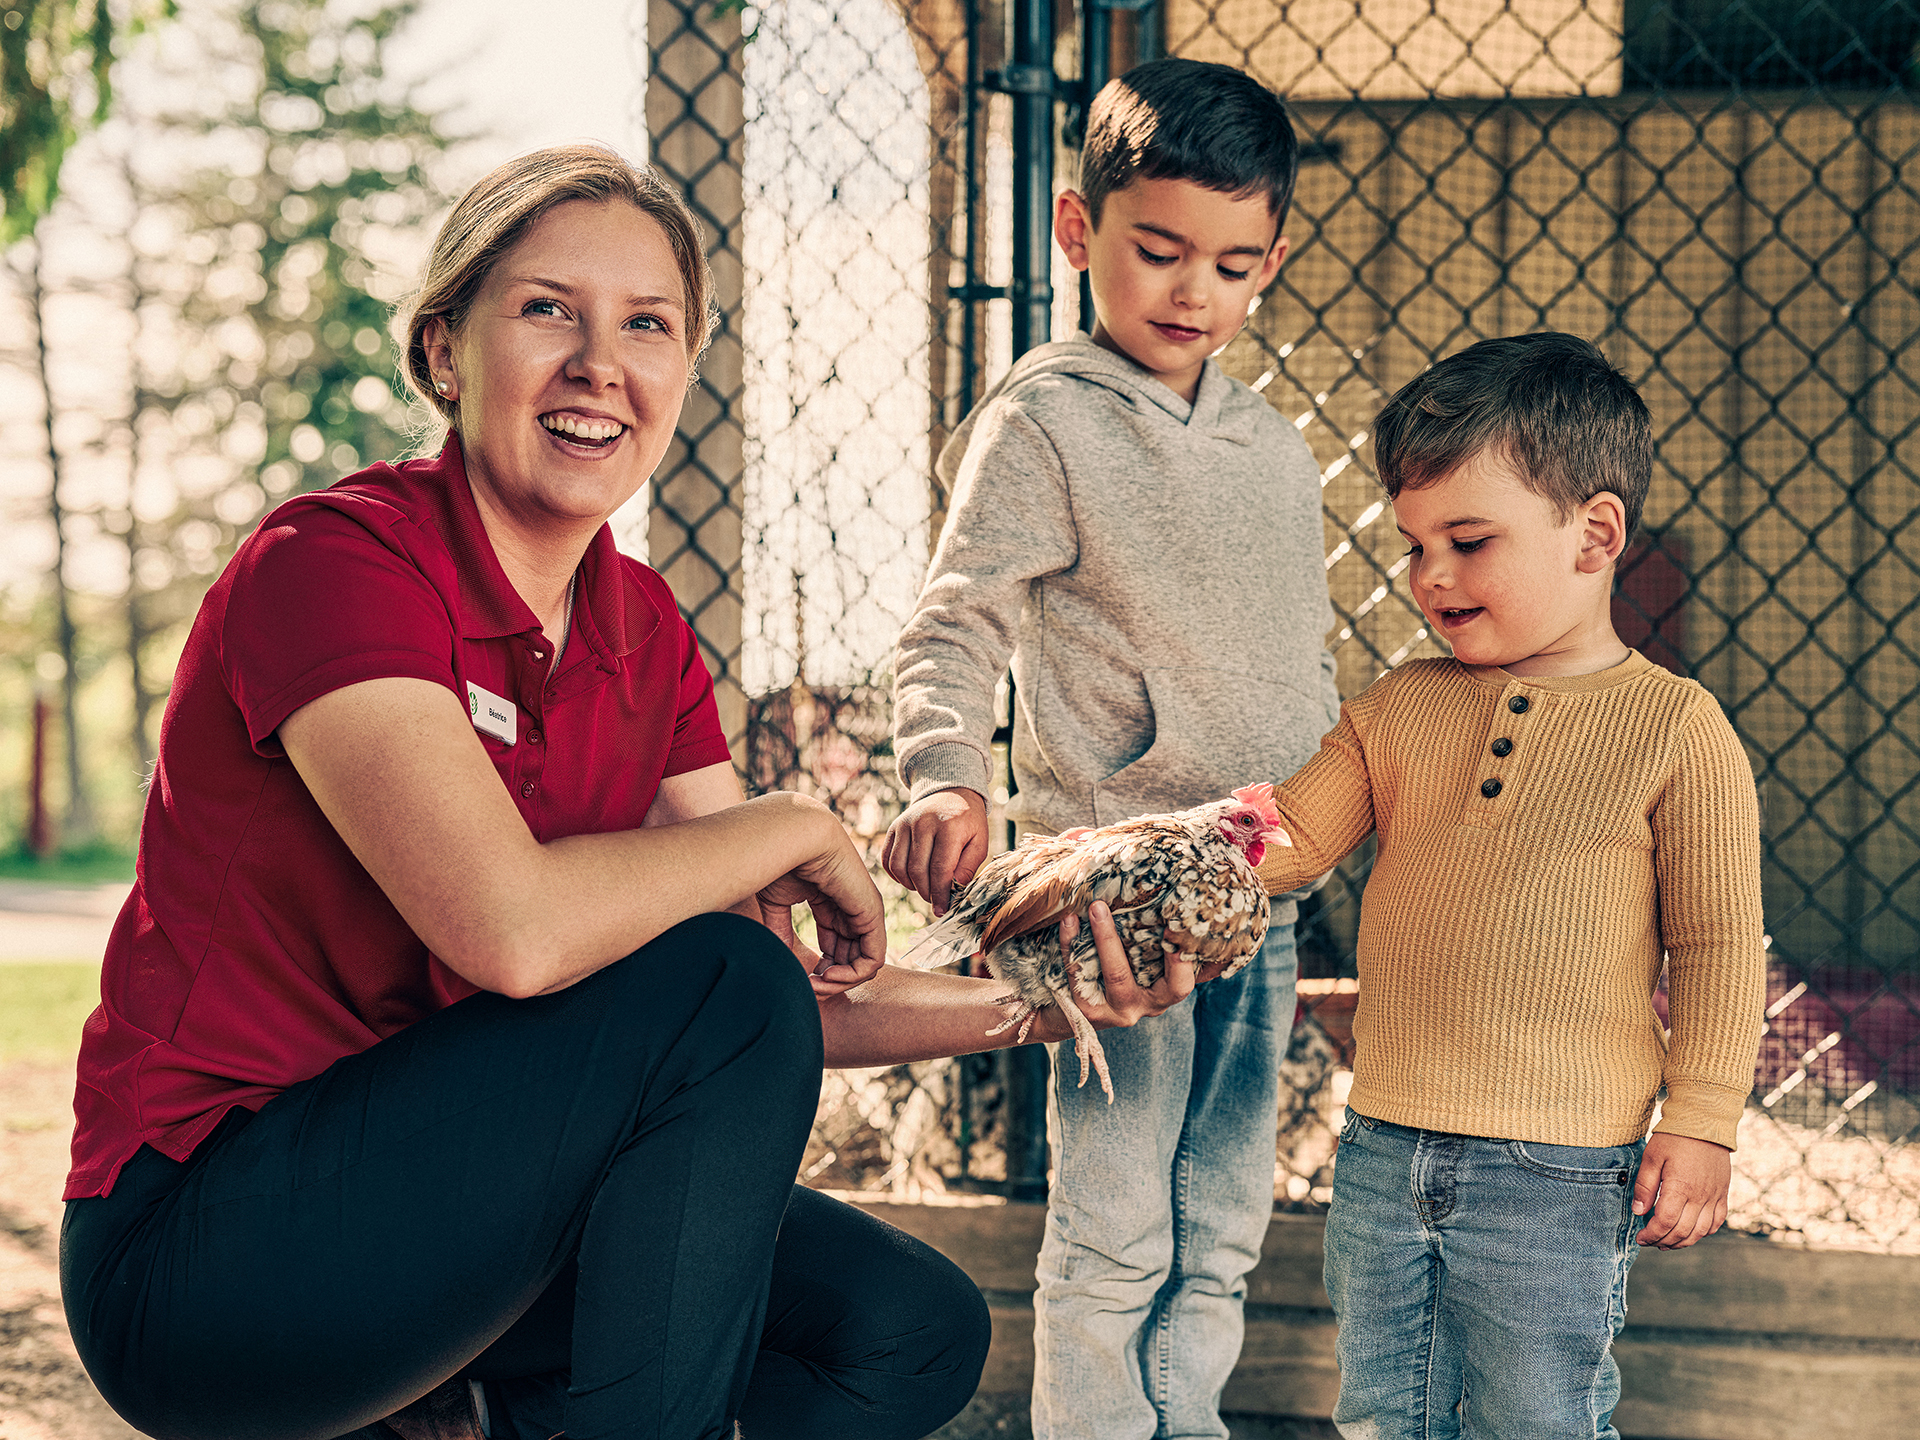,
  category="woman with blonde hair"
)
[59,145,1196,1440]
